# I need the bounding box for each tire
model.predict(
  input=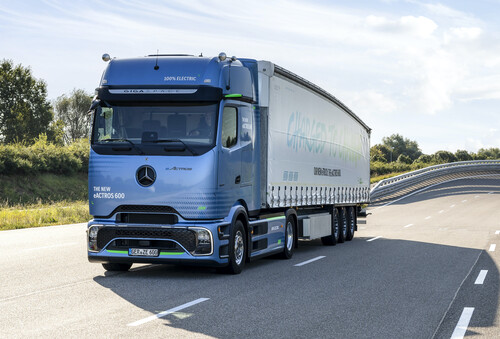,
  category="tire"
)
[345,206,356,241]
[280,214,295,259]
[321,207,340,246]
[337,207,347,243]
[224,220,246,274]
[102,263,132,271]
